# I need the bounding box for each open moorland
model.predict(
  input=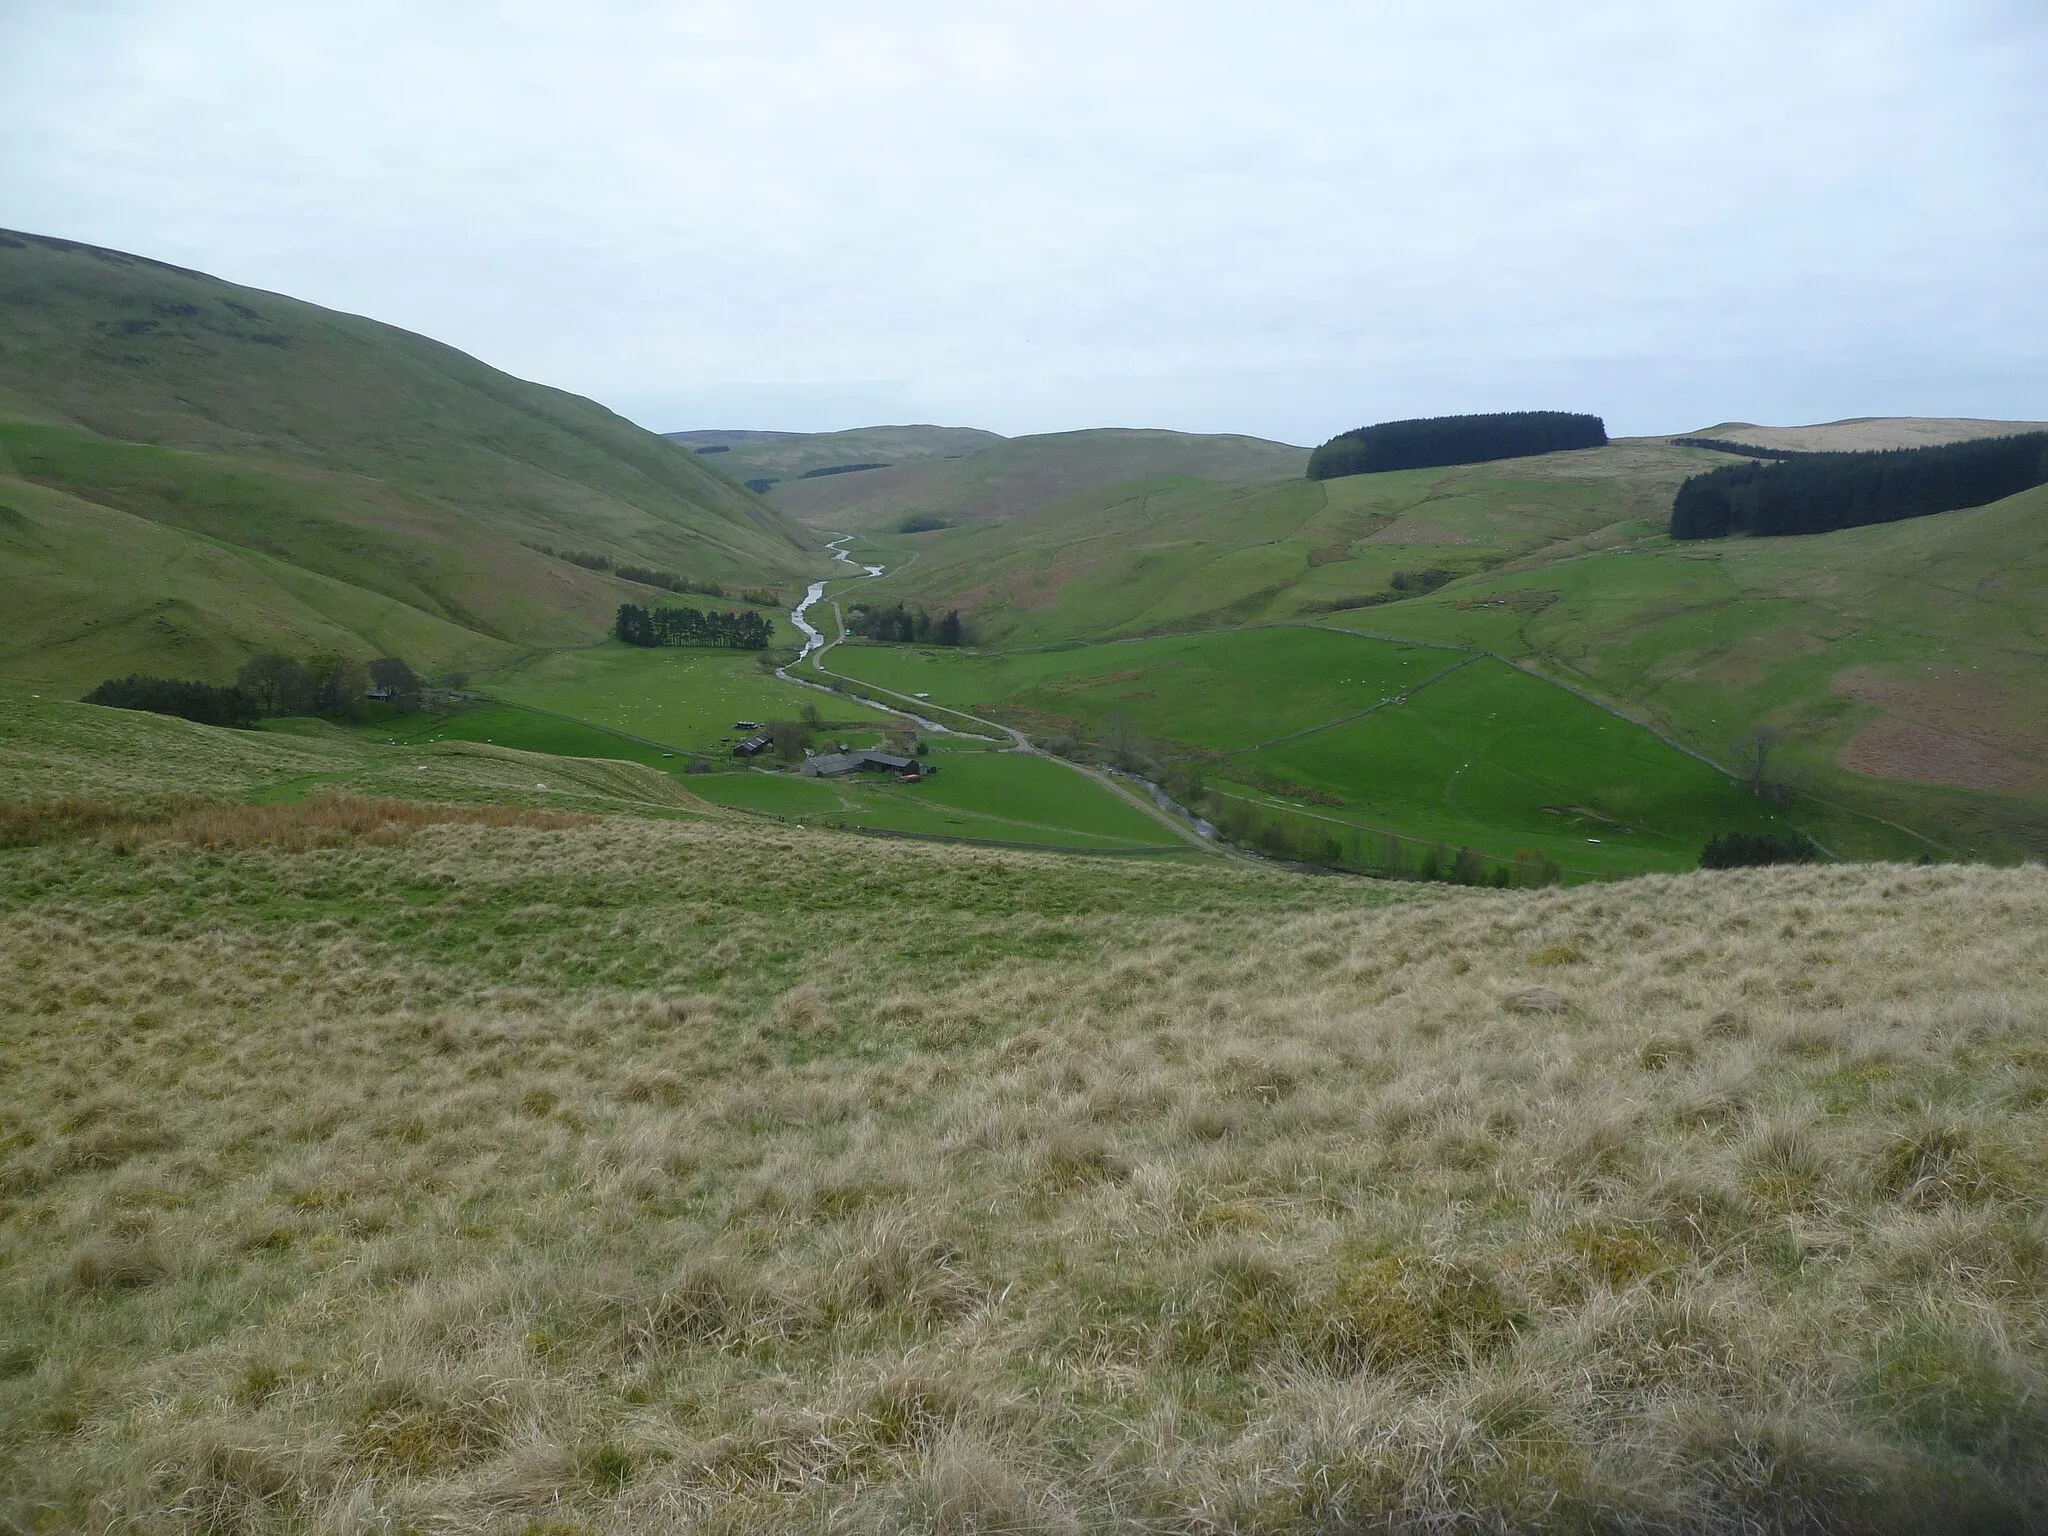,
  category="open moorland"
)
[5,224,2048,1534]
[5,695,2048,1531]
